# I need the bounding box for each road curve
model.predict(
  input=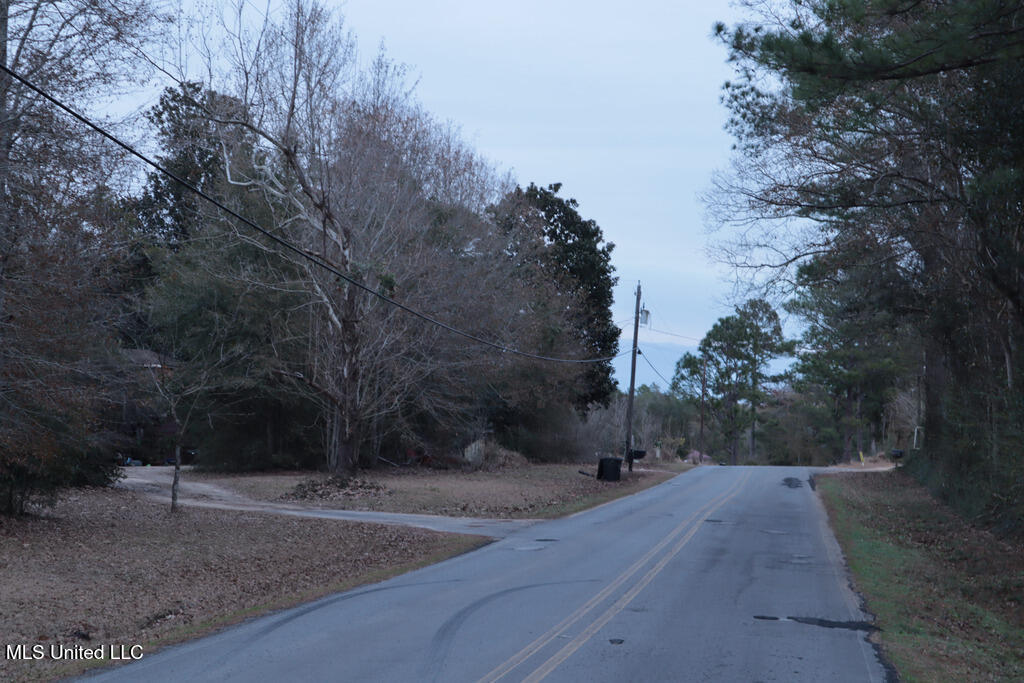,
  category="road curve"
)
[85,466,892,682]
